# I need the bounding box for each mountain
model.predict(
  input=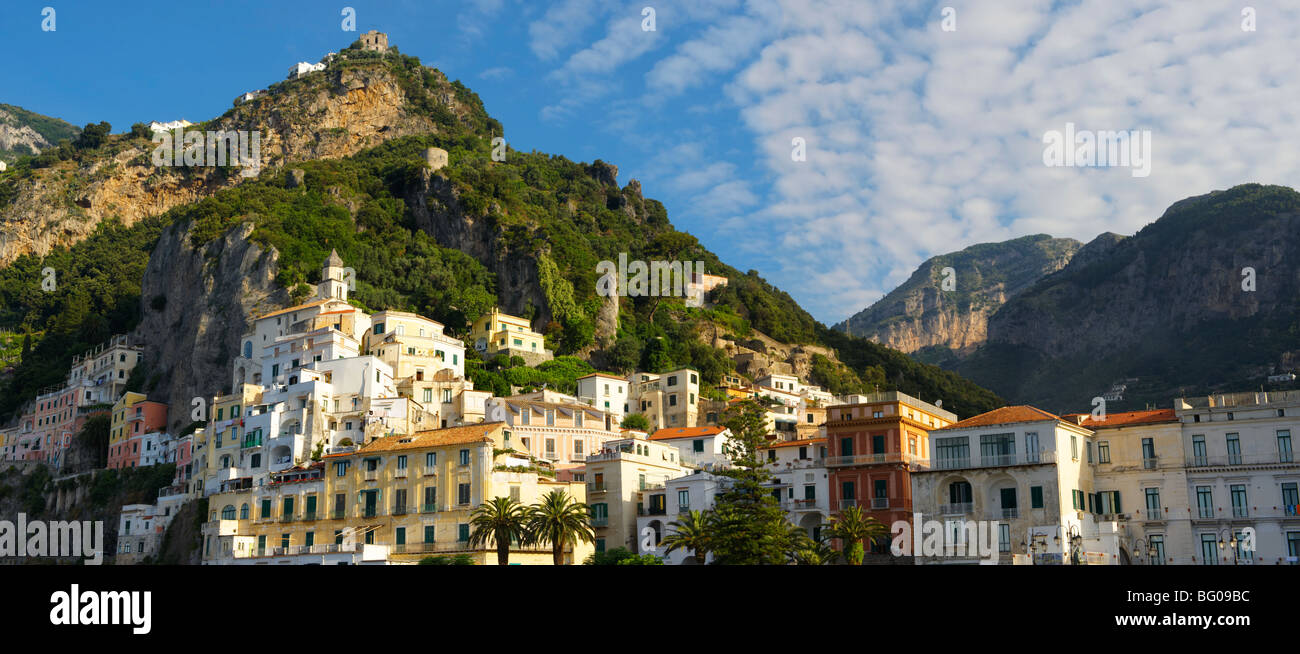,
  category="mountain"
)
[954,183,1300,411]
[833,234,1081,358]
[0,104,80,163]
[0,37,1003,428]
